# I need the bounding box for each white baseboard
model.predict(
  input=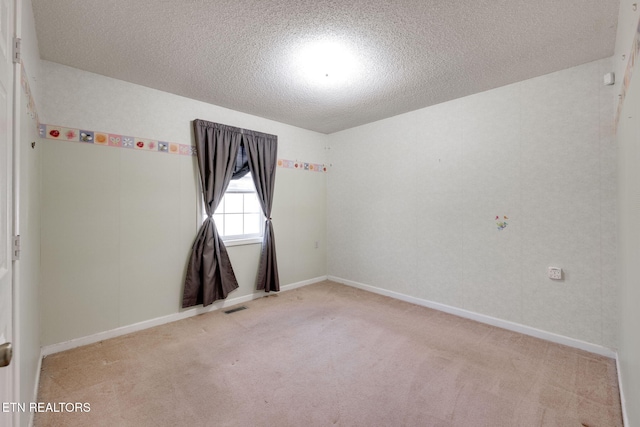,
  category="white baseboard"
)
[616,353,629,427]
[28,348,43,427]
[280,275,328,292]
[41,276,327,356]
[328,276,617,358]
